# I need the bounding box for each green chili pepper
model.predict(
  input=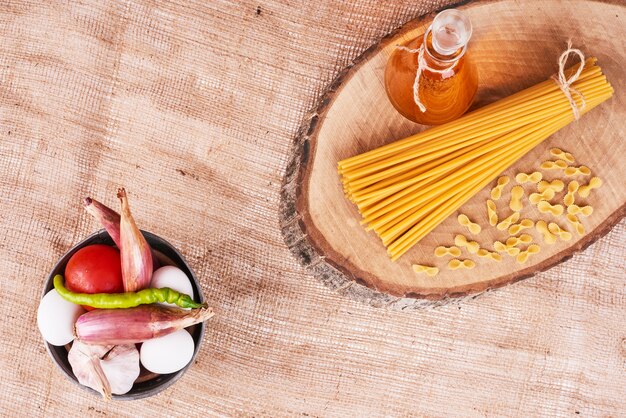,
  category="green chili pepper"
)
[53,274,206,309]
